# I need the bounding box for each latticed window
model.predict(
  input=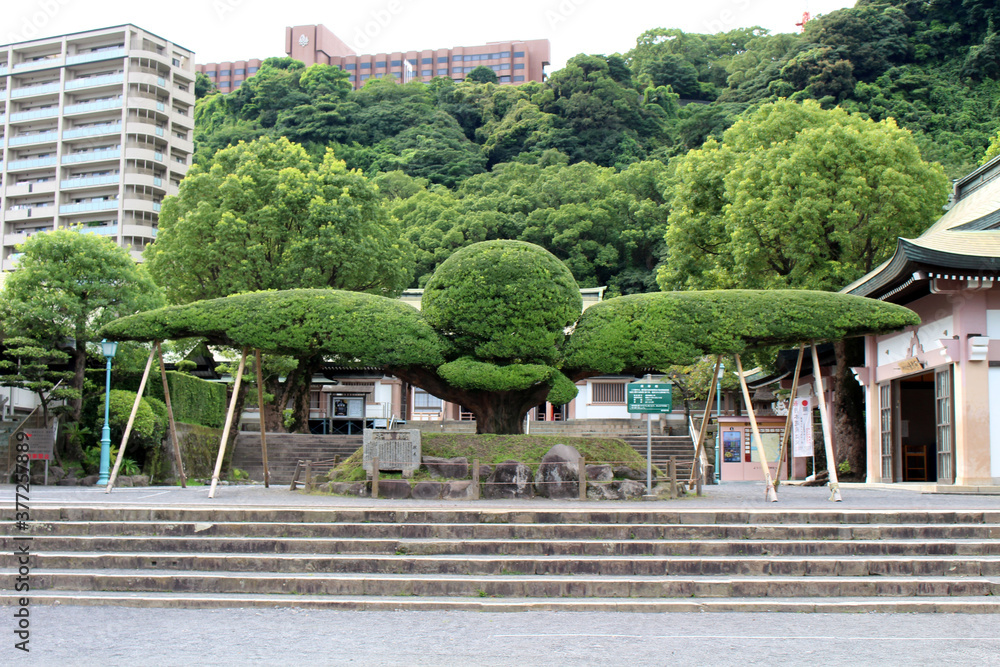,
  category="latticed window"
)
[879,384,893,481]
[592,382,626,404]
[413,389,442,410]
